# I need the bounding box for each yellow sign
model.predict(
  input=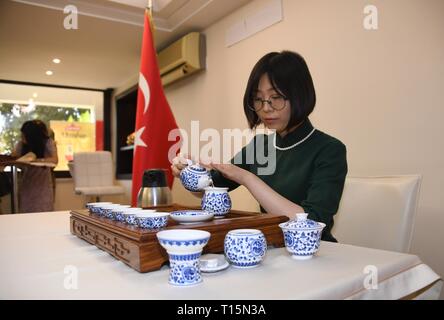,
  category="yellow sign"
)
[50,121,96,171]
